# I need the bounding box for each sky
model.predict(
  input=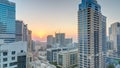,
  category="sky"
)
[9,0,120,42]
